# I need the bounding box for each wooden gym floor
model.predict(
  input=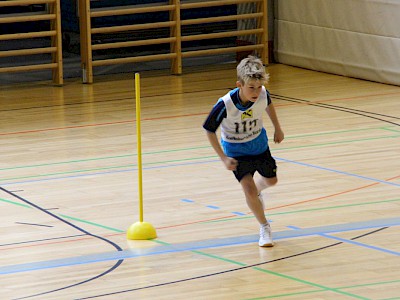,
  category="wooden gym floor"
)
[0,63,399,300]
